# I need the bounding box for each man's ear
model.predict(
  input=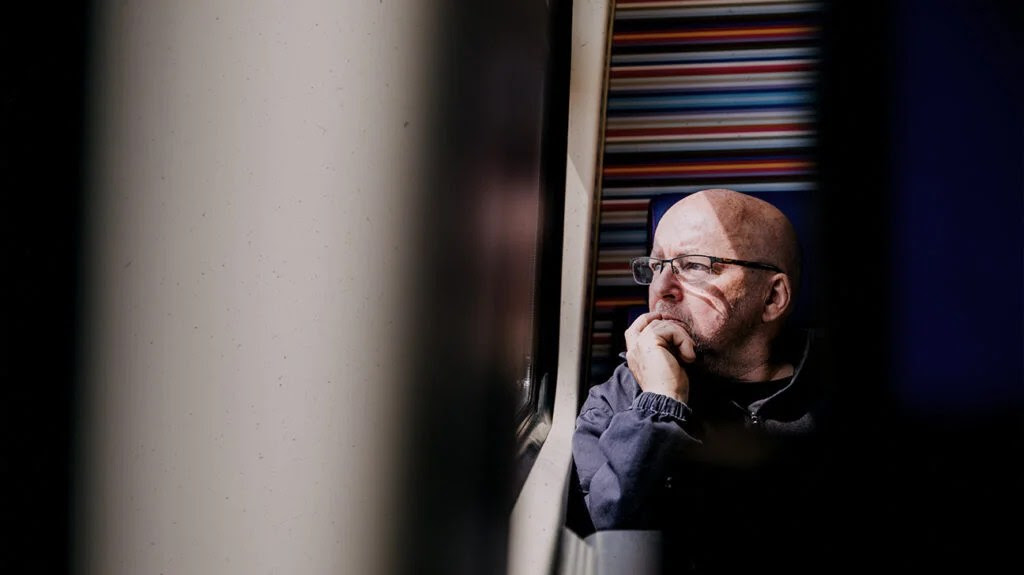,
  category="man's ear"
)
[761,273,792,323]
